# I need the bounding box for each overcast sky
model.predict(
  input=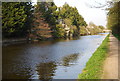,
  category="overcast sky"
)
[32,0,107,27]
